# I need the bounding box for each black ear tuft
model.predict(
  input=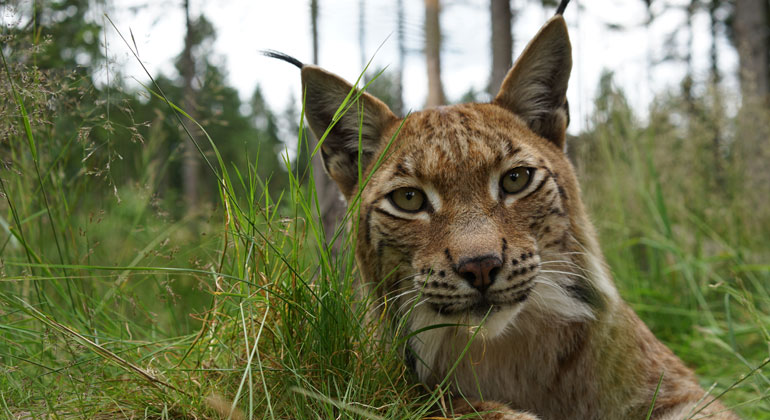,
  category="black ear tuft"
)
[555,0,570,16]
[261,50,304,69]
